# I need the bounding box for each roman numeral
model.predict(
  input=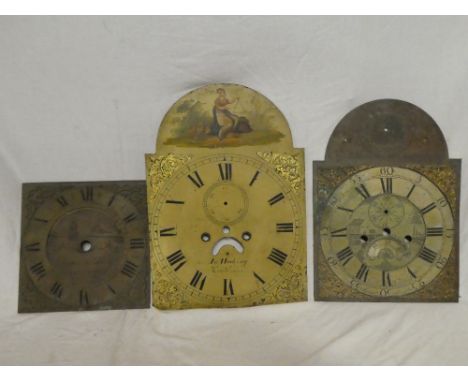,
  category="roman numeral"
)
[79,289,89,305]
[331,227,347,237]
[25,242,40,252]
[56,196,68,207]
[218,163,232,181]
[249,170,260,186]
[121,260,138,278]
[337,206,354,213]
[355,184,371,200]
[420,202,436,215]
[268,193,285,206]
[189,270,206,290]
[130,238,145,249]
[223,279,234,296]
[30,262,46,280]
[355,264,369,282]
[382,271,392,287]
[80,186,93,201]
[166,250,186,271]
[380,177,393,194]
[253,272,265,284]
[107,284,116,294]
[336,246,354,265]
[123,213,137,223]
[419,247,437,263]
[187,171,204,188]
[50,282,63,298]
[406,184,416,199]
[407,267,417,279]
[276,223,294,233]
[107,194,116,207]
[165,200,185,204]
[268,248,288,266]
[426,227,443,237]
[34,217,48,223]
[159,227,177,237]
